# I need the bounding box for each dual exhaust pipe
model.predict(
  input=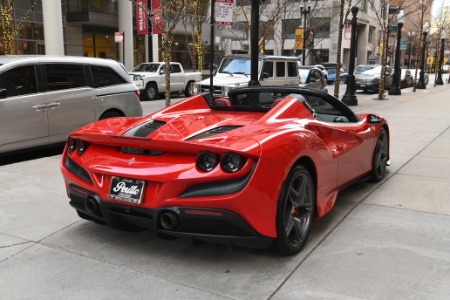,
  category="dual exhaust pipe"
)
[85,196,180,231]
